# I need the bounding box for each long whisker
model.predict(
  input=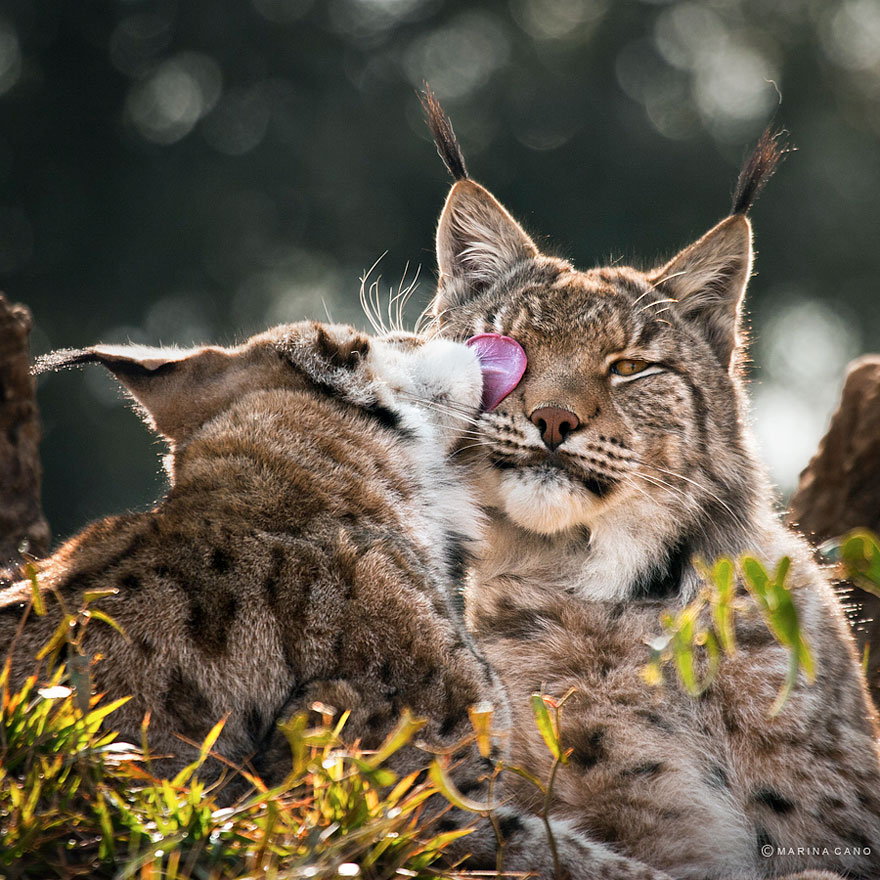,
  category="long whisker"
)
[630,469,694,507]
[394,392,485,428]
[650,269,688,287]
[631,289,657,307]
[371,277,385,334]
[642,462,750,533]
[396,392,486,421]
[636,297,678,316]
[449,441,489,458]
[389,262,421,332]
[359,253,389,336]
[621,474,655,505]
[632,460,750,534]
[402,391,487,419]
[416,304,455,337]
